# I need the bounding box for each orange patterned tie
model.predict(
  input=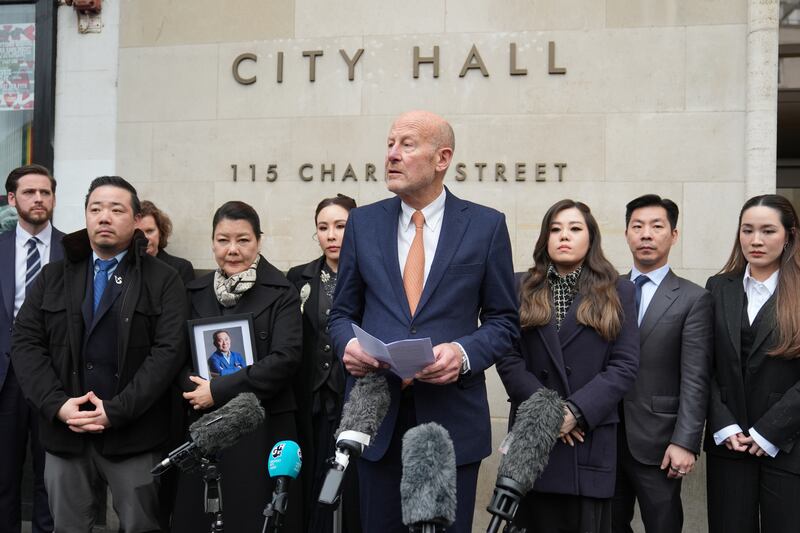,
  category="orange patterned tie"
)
[403,210,425,316]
